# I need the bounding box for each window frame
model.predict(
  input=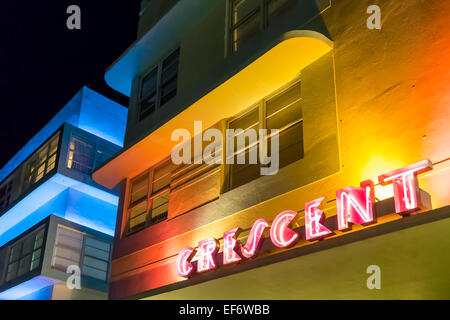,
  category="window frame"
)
[51,225,112,282]
[226,77,303,190]
[137,47,181,122]
[4,226,46,284]
[126,157,172,235]
[0,178,14,213]
[228,0,297,54]
[66,133,115,175]
[22,131,61,192]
